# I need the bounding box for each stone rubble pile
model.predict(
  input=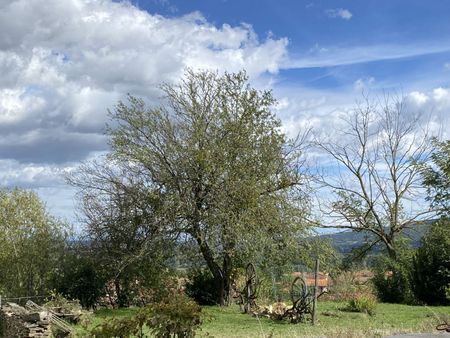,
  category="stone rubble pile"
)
[0,302,51,337]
